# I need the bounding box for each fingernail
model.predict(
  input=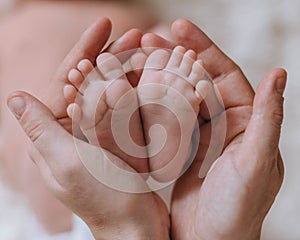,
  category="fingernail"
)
[7,97,26,119]
[276,76,287,95]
